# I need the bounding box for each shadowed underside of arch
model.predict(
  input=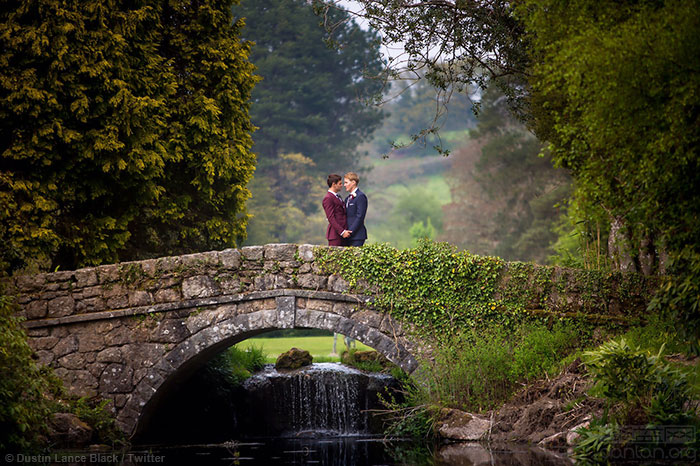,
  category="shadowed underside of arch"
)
[116,294,419,436]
